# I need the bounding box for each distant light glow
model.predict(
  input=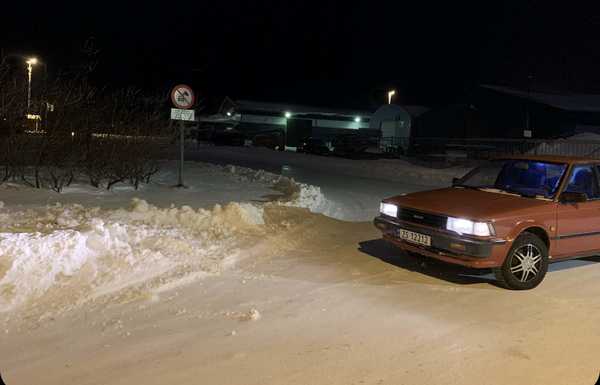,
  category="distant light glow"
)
[284,111,292,118]
[354,116,361,123]
[387,90,396,105]
[26,57,38,65]
[226,111,232,117]
[71,131,75,137]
